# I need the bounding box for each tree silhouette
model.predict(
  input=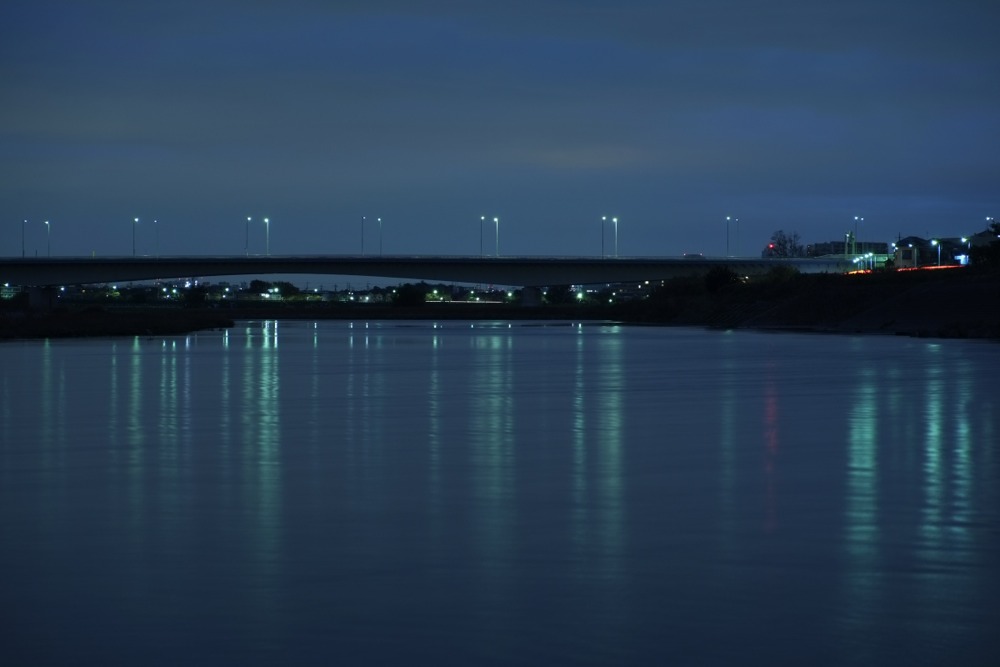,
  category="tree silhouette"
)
[768,230,804,257]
